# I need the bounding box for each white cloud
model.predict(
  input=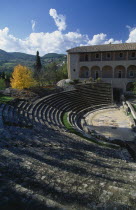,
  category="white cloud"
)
[0,27,89,55]
[21,30,89,55]
[88,33,107,45]
[0,27,123,56]
[0,27,23,52]
[88,33,122,45]
[126,25,132,32]
[126,27,136,43]
[0,9,134,56]
[31,20,36,32]
[49,8,66,31]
